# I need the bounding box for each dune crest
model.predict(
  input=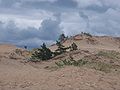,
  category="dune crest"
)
[0,35,120,90]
